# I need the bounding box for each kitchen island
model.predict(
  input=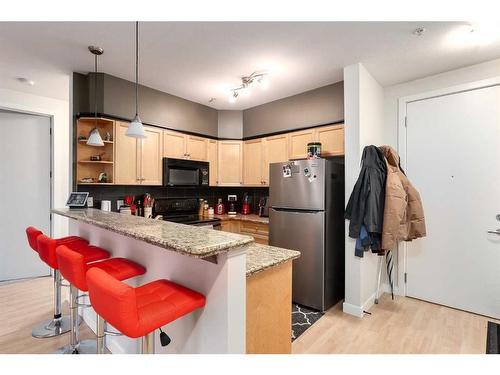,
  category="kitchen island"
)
[52,208,298,354]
